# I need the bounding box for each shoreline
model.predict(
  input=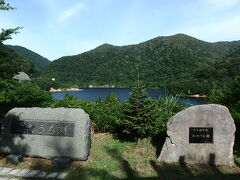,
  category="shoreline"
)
[49,87,206,98]
[49,87,81,93]
[177,94,207,98]
[49,86,207,98]
[49,87,161,92]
